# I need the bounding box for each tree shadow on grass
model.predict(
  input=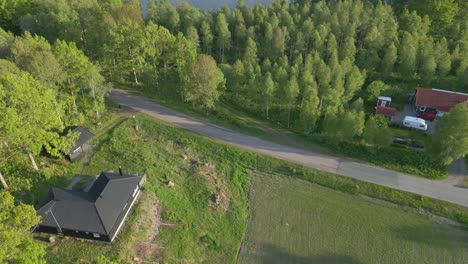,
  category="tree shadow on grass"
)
[252,243,363,264]
[392,225,468,250]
